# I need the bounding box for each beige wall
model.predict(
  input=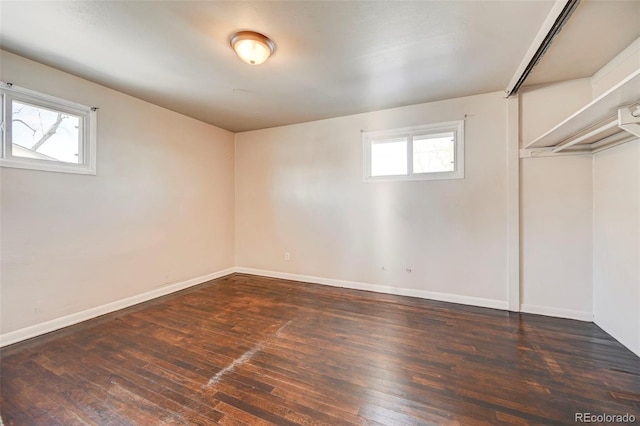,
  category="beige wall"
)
[235,92,509,306]
[593,140,640,356]
[0,51,235,334]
